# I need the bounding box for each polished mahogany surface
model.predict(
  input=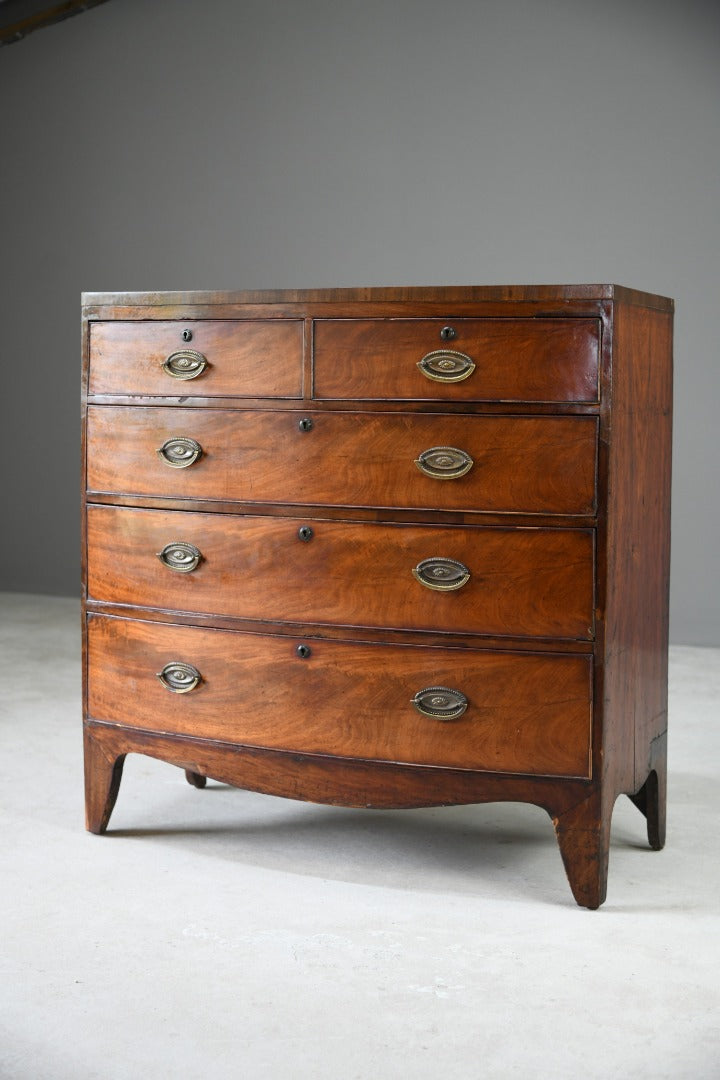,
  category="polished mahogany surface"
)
[313,317,600,402]
[88,614,592,777]
[89,319,303,398]
[86,505,594,639]
[81,285,673,908]
[86,406,598,515]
